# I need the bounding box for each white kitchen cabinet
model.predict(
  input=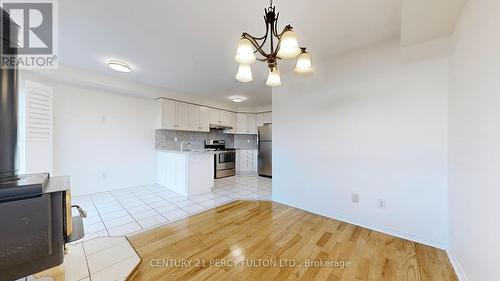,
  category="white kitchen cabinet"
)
[256,112,272,127]
[223,112,237,134]
[248,114,256,134]
[160,99,189,130]
[236,113,257,135]
[160,99,255,134]
[176,102,189,130]
[253,150,258,172]
[236,113,248,134]
[256,113,263,128]
[238,149,256,172]
[161,99,176,130]
[188,105,210,132]
[209,108,232,126]
[157,151,214,196]
[210,108,237,133]
[262,112,272,124]
[199,107,210,131]
[220,110,232,126]
[209,108,221,125]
